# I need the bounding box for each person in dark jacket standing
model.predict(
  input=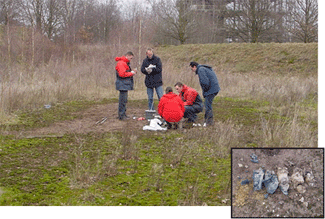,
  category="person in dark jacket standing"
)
[174,82,203,124]
[158,87,185,129]
[189,61,220,126]
[115,51,137,120]
[141,48,163,110]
